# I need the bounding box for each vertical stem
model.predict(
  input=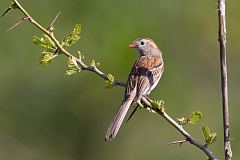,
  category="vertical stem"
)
[217,0,232,159]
